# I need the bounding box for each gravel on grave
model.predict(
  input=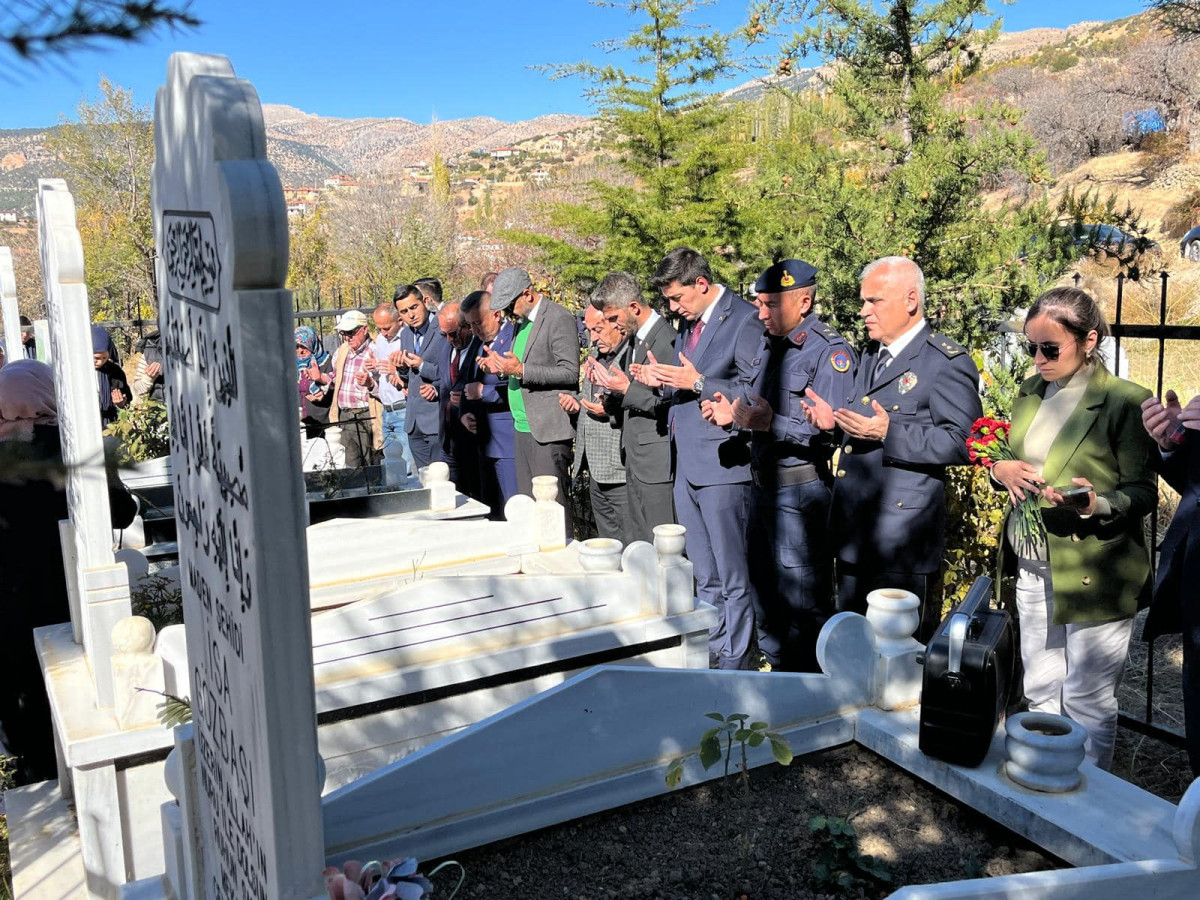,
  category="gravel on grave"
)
[430,743,1059,900]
